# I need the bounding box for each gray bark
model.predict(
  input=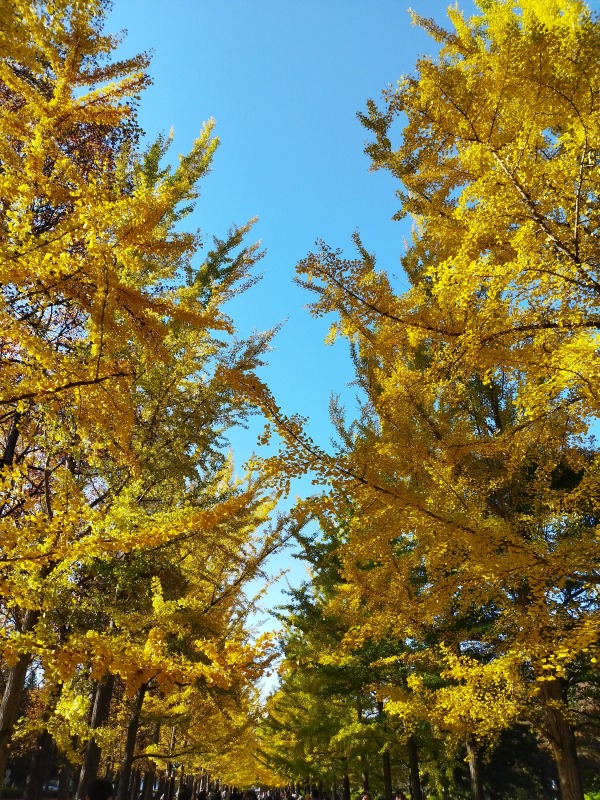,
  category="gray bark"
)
[115,685,147,800]
[0,608,40,783]
[540,677,584,800]
[406,735,422,800]
[466,735,484,800]
[77,675,115,800]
